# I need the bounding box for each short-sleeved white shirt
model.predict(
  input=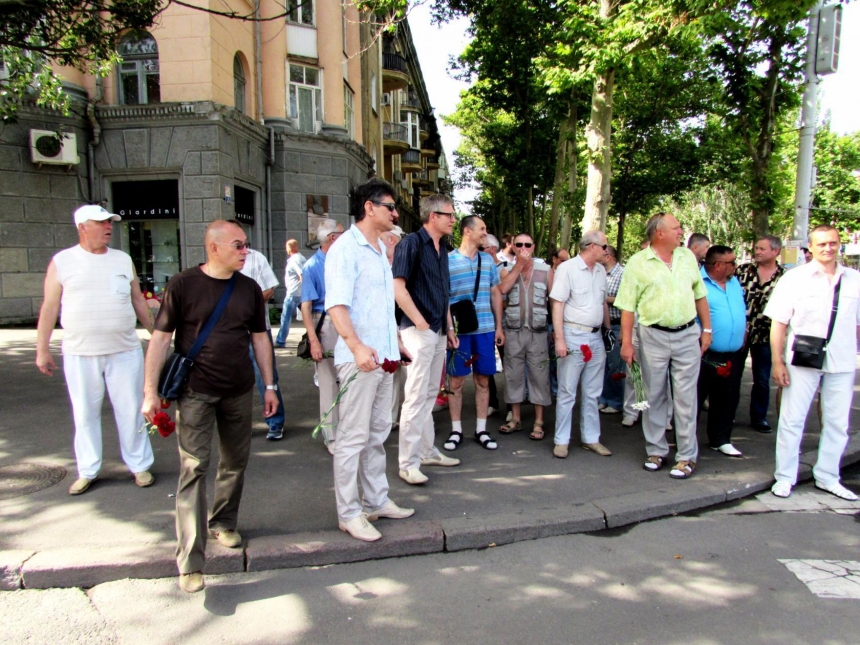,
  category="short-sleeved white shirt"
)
[240,249,279,330]
[764,261,860,373]
[548,255,606,328]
